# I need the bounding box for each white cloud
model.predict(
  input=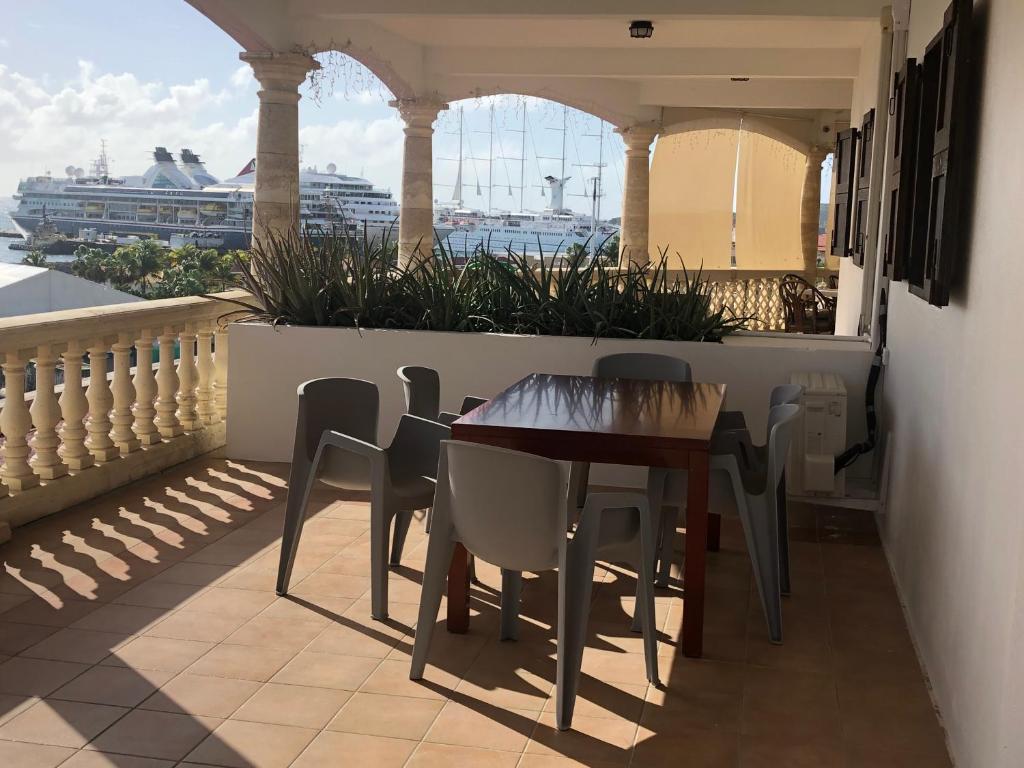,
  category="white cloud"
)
[0,38,9,48]
[230,64,253,90]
